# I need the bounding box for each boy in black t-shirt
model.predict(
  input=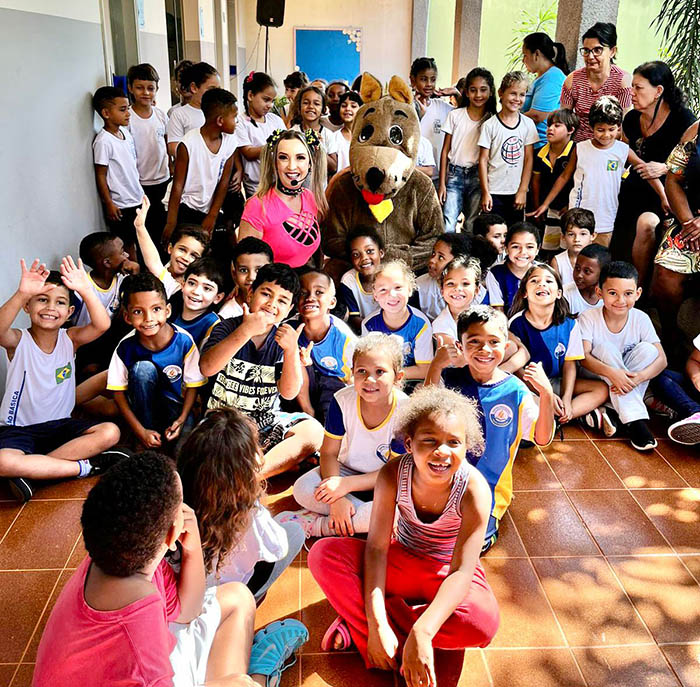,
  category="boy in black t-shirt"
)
[200,264,323,478]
